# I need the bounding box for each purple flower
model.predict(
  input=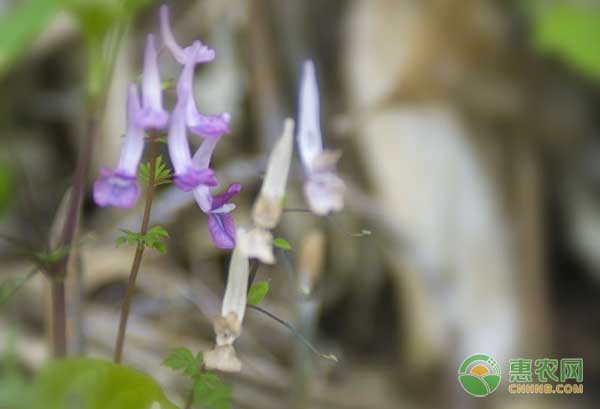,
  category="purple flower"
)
[206,183,241,249]
[191,136,220,211]
[93,84,145,208]
[168,94,218,191]
[161,4,241,249]
[297,61,345,215]
[93,168,140,208]
[137,34,169,130]
[189,137,241,249]
[160,5,215,66]
[161,5,231,139]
